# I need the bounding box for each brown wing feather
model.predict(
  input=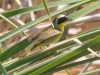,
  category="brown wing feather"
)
[28,28,45,41]
[35,27,61,44]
